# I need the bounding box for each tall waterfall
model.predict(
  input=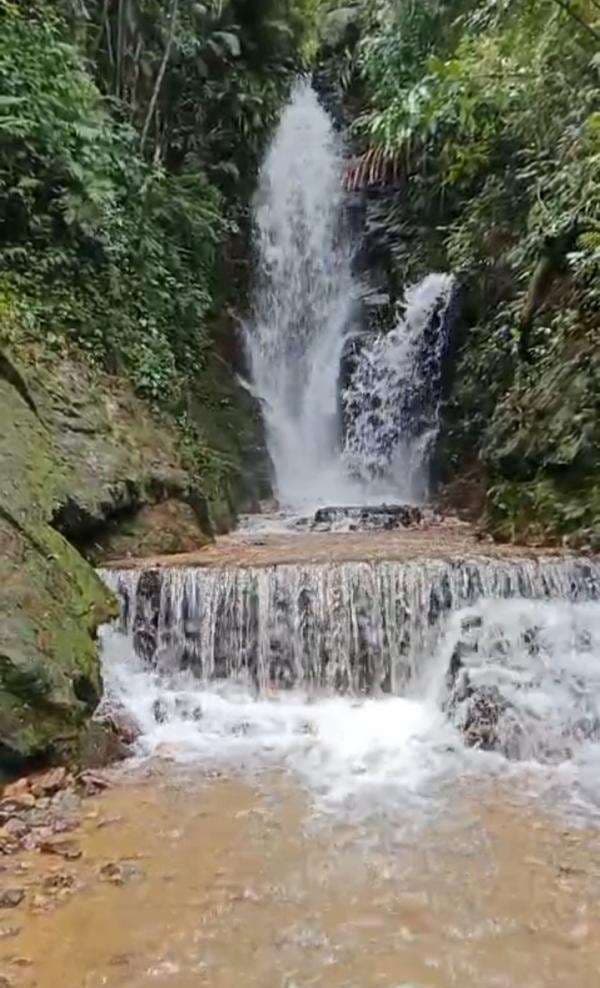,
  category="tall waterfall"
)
[246,80,356,508]
[246,81,454,509]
